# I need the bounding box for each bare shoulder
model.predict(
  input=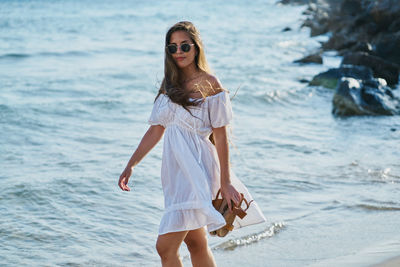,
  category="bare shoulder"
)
[200,74,225,96]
